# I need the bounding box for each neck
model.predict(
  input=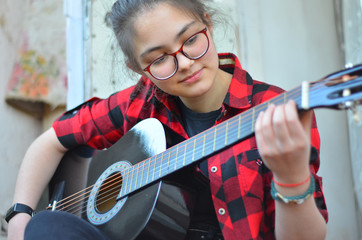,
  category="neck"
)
[180,69,232,113]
